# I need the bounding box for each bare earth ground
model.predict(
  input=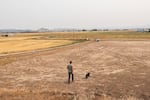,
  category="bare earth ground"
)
[0,41,150,100]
